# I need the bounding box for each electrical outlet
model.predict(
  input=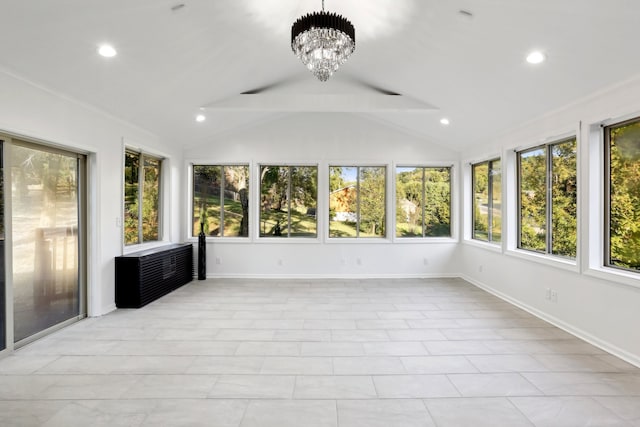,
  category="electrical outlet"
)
[545,288,551,300]
[215,257,221,265]
[423,257,429,266]
[478,264,483,273]
[550,289,558,303]
[356,258,362,266]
